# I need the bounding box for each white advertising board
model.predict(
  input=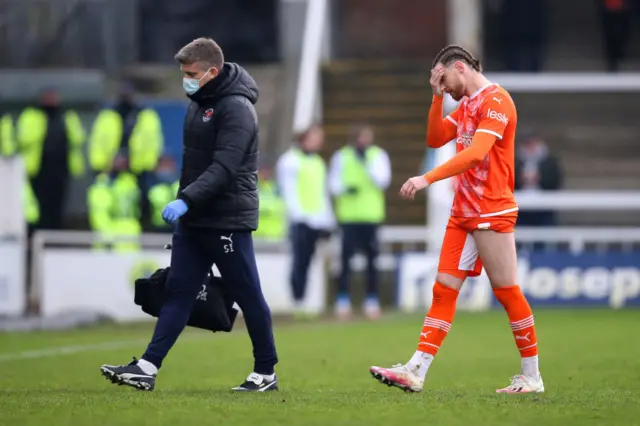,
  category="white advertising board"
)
[41,249,326,321]
[396,252,493,312]
[0,240,26,316]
